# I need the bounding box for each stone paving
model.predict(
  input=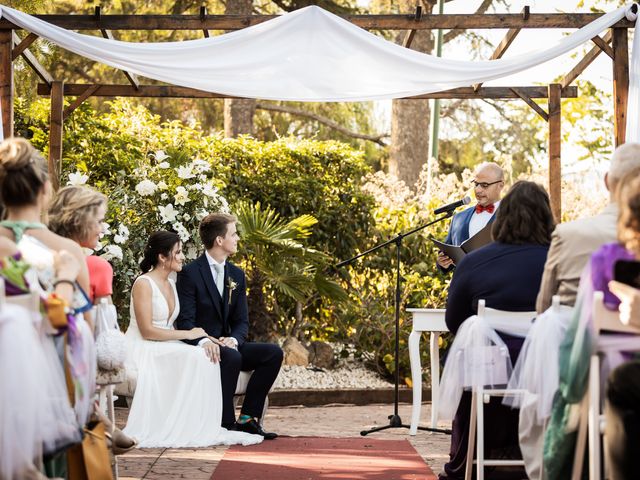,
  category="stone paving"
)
[116,402,452,479]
